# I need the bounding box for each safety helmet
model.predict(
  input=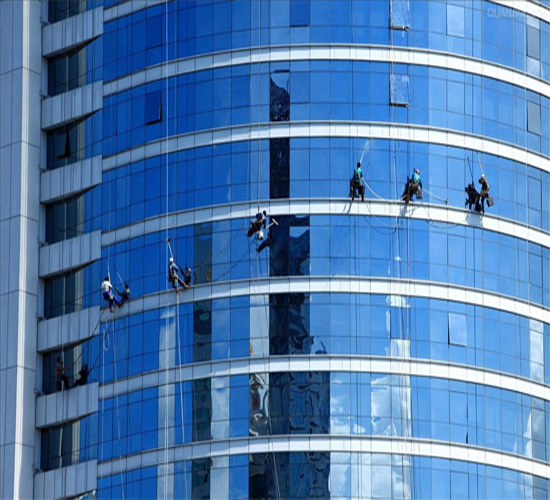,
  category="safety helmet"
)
[481,174,485,178]
[169,257,174,263]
